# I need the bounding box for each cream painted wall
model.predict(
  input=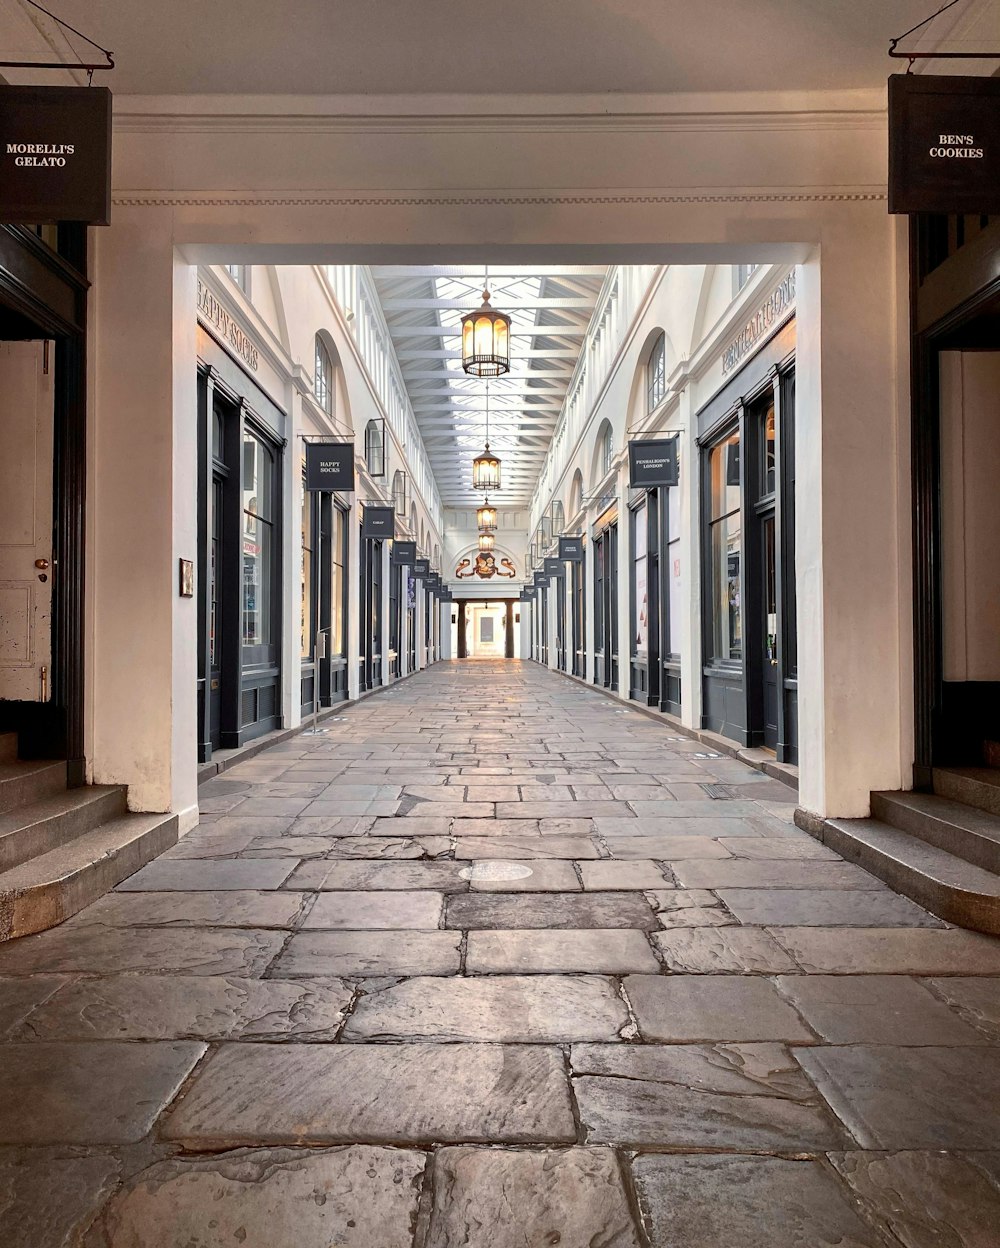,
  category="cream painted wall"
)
[84,90,910,820]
